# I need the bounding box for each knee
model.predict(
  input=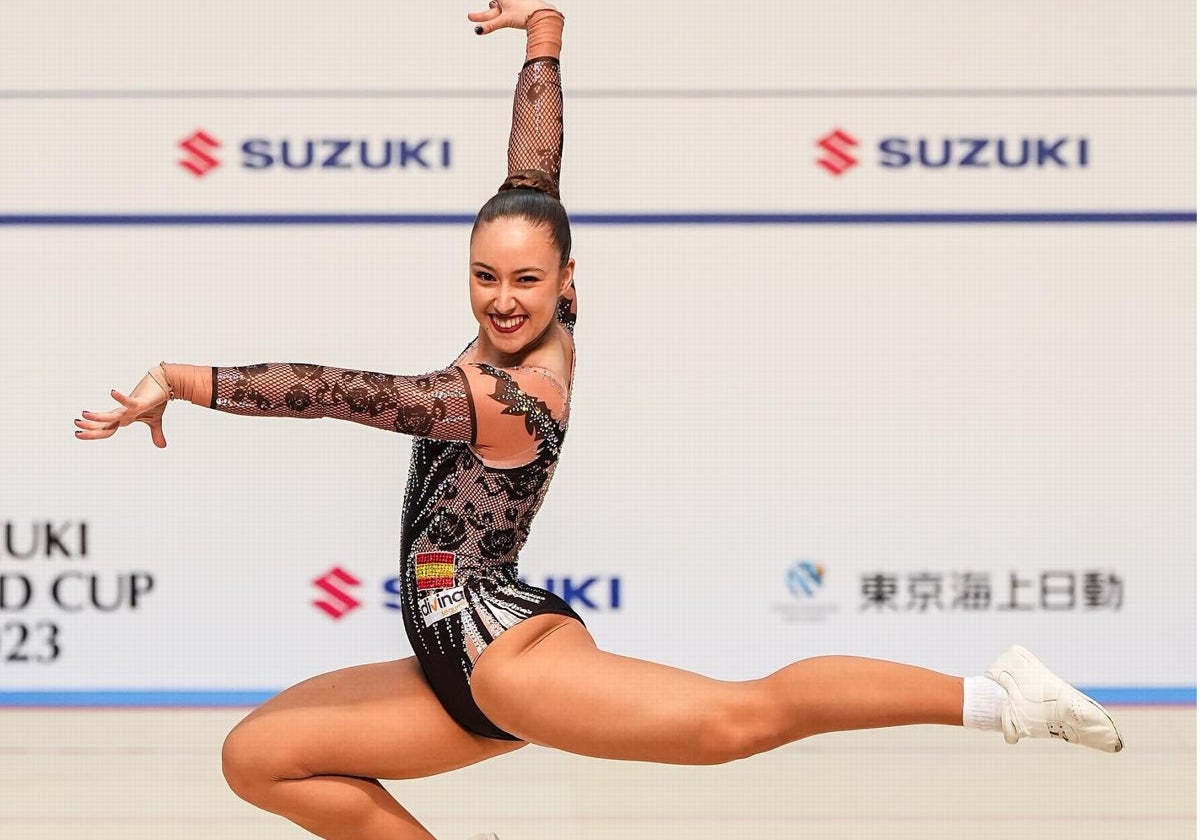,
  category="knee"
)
[221,719,289,804]
[693,689,786,764]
